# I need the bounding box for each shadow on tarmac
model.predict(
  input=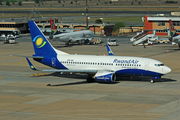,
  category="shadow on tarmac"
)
[30,72,176,87]
[117,76,176,83]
